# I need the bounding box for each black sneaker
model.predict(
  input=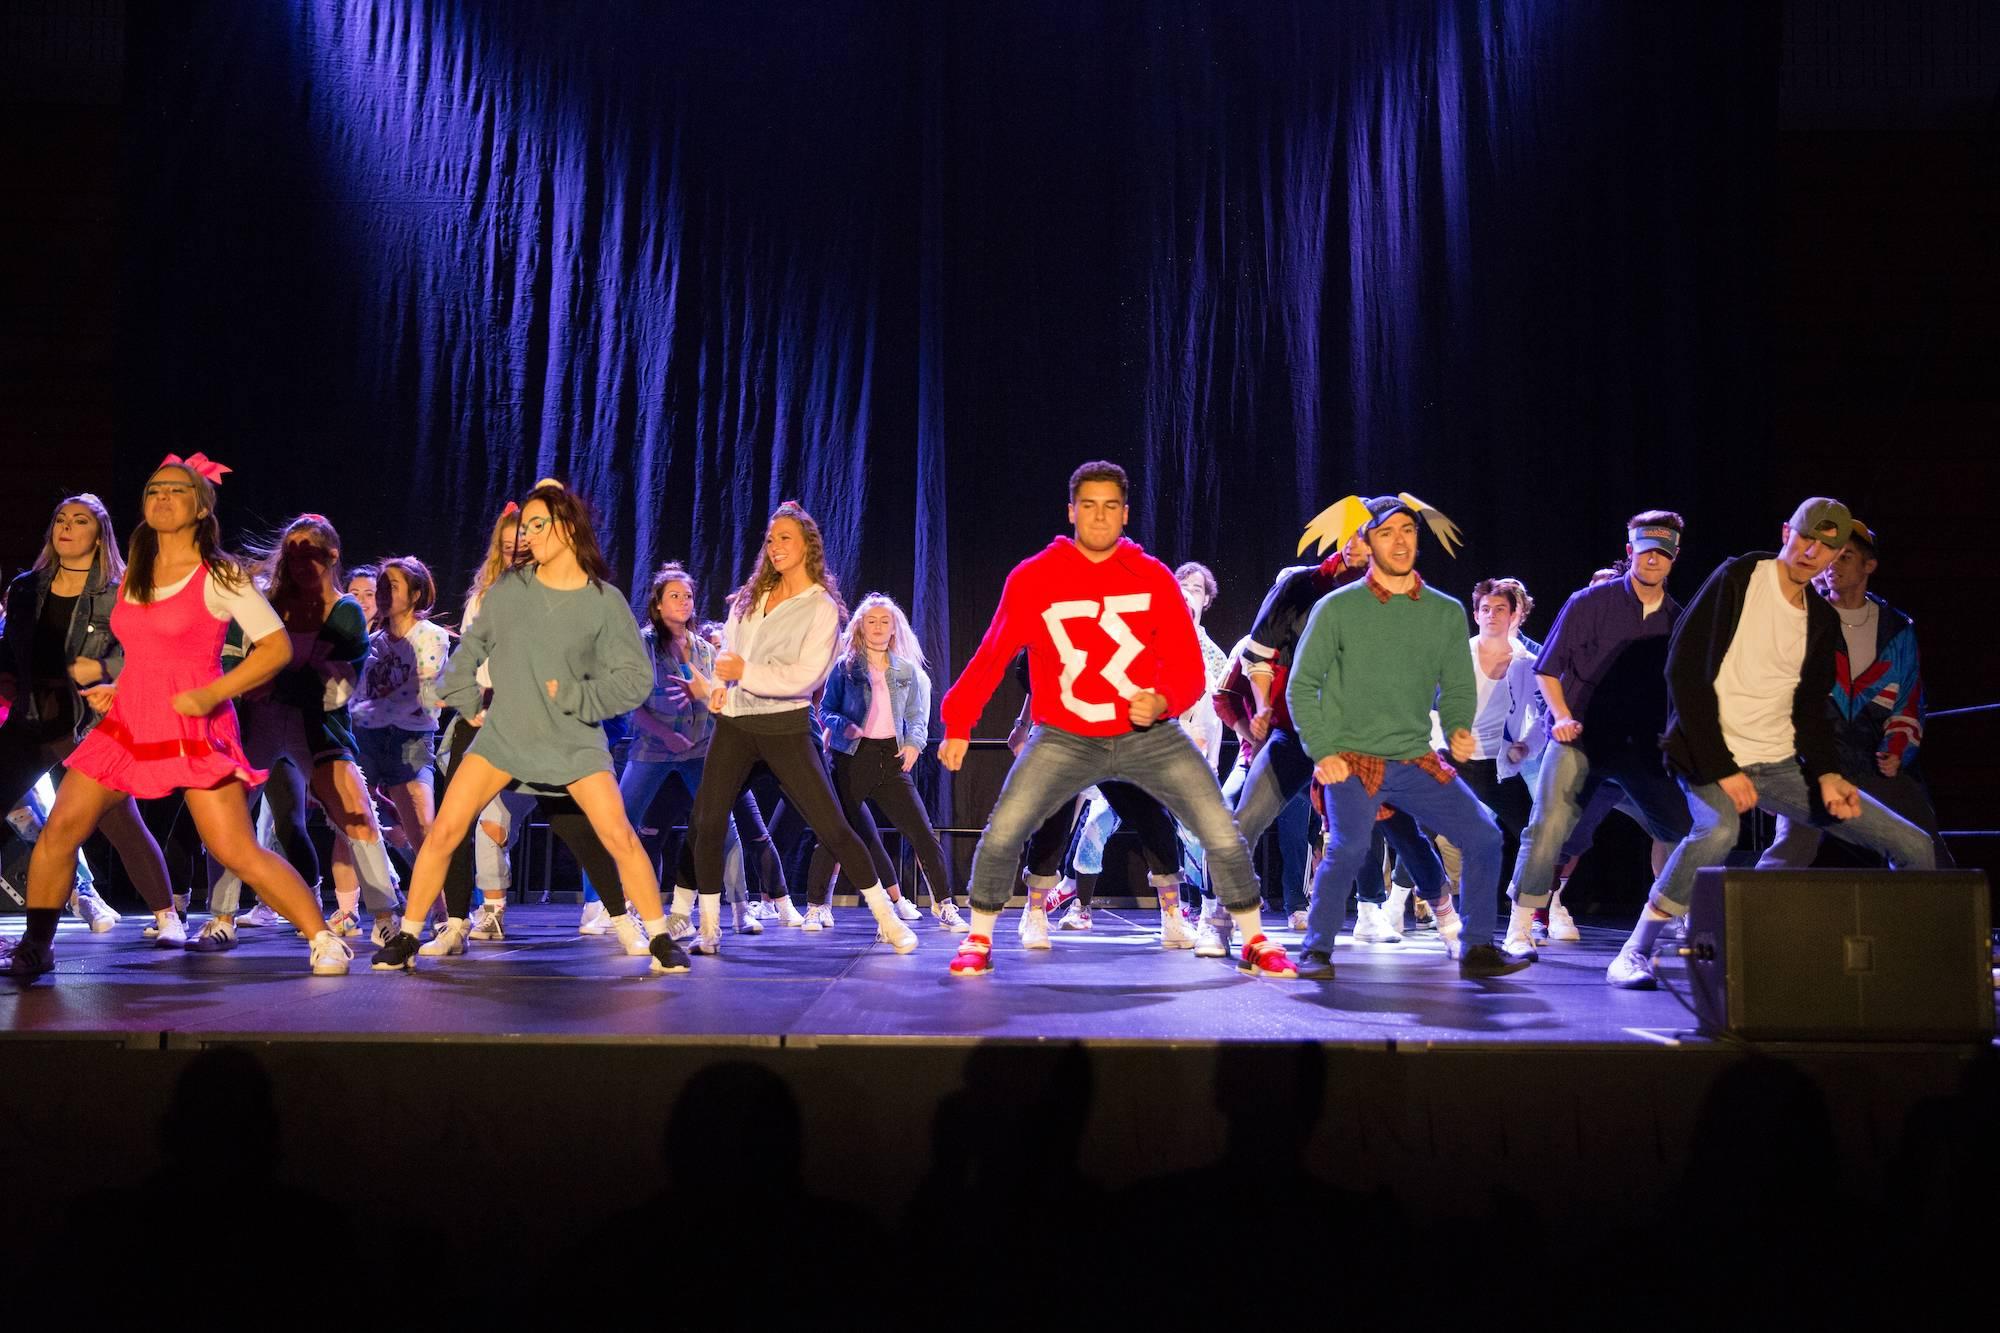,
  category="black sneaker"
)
[371,931,420,971]
[1294,949,1337,981]
[1457,942,1532,979]
[649,934,691,975]
[1,934,54,979]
